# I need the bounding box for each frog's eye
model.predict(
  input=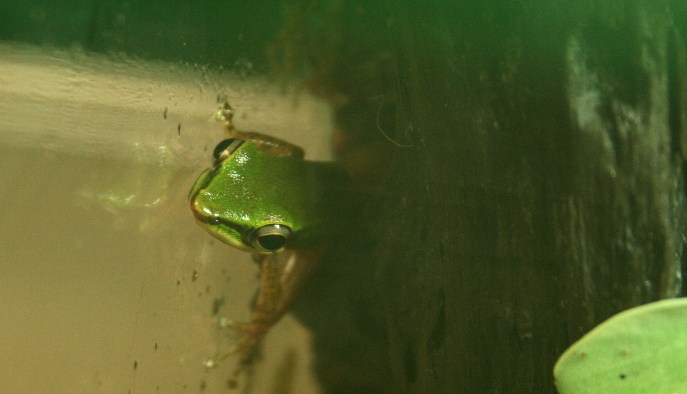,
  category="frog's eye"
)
[250,224,291,252]
[213,138,244,163]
